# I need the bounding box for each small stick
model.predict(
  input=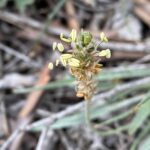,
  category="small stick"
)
[134,5,150,27]
[0,117,31,150]
[65,1,79,30]
[0,43,39,68]
[0,101,10,136]
[10,63,50,150]
[36,128,48,150]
